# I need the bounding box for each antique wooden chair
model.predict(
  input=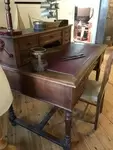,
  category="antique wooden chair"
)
[79,52,113,130]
